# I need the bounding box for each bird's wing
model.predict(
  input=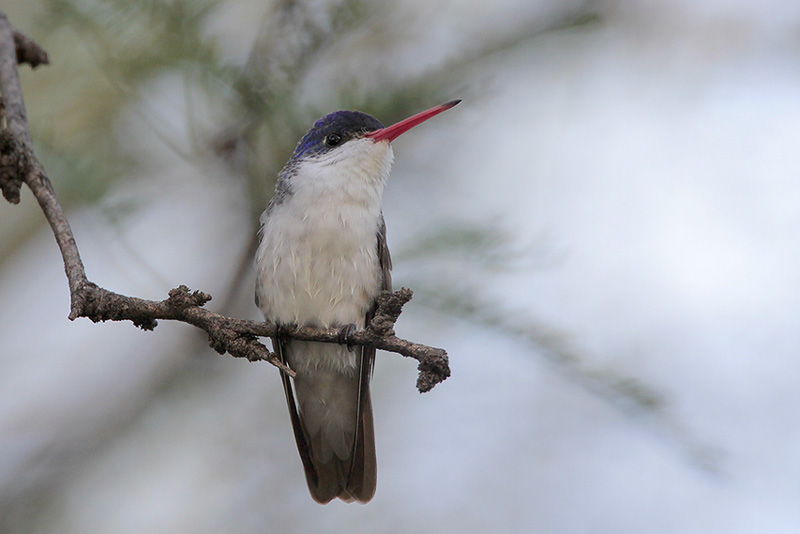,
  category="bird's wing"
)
[376,214,393,292]
[345,214,392,501]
